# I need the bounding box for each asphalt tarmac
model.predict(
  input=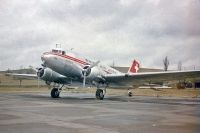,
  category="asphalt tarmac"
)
[0,92,200,133]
